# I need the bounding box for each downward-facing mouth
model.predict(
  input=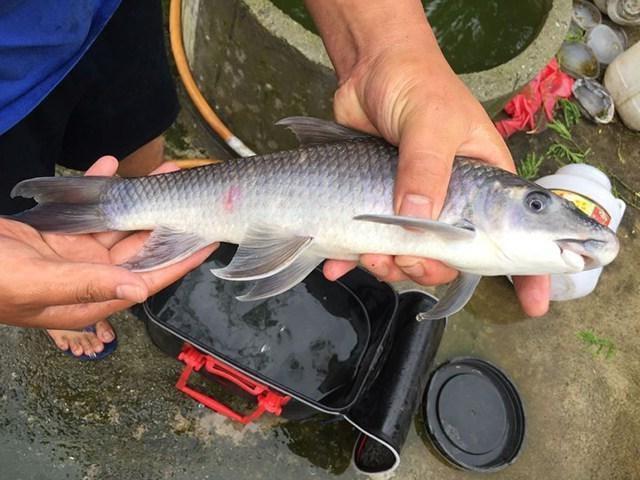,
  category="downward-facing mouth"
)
[555,239,607,271]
